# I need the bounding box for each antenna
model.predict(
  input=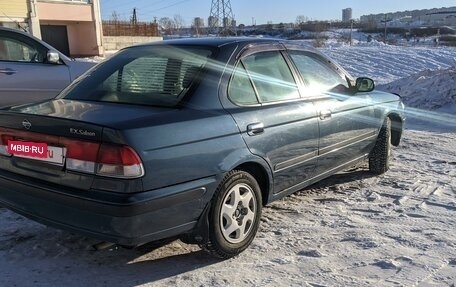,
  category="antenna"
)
[209,0,236,36]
